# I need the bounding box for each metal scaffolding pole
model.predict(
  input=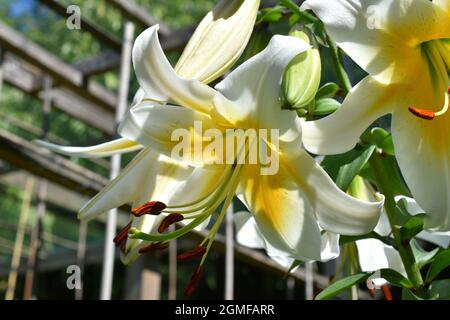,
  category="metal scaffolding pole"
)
[224,202,234,300]
[100,21,134,300]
